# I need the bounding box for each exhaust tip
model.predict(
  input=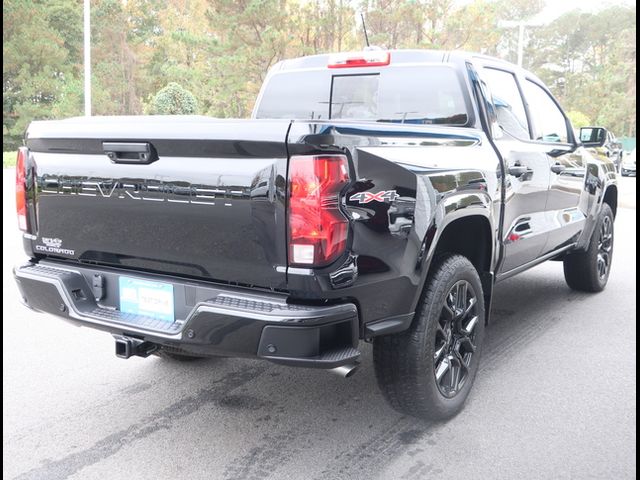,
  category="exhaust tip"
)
[331,362,360,378]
